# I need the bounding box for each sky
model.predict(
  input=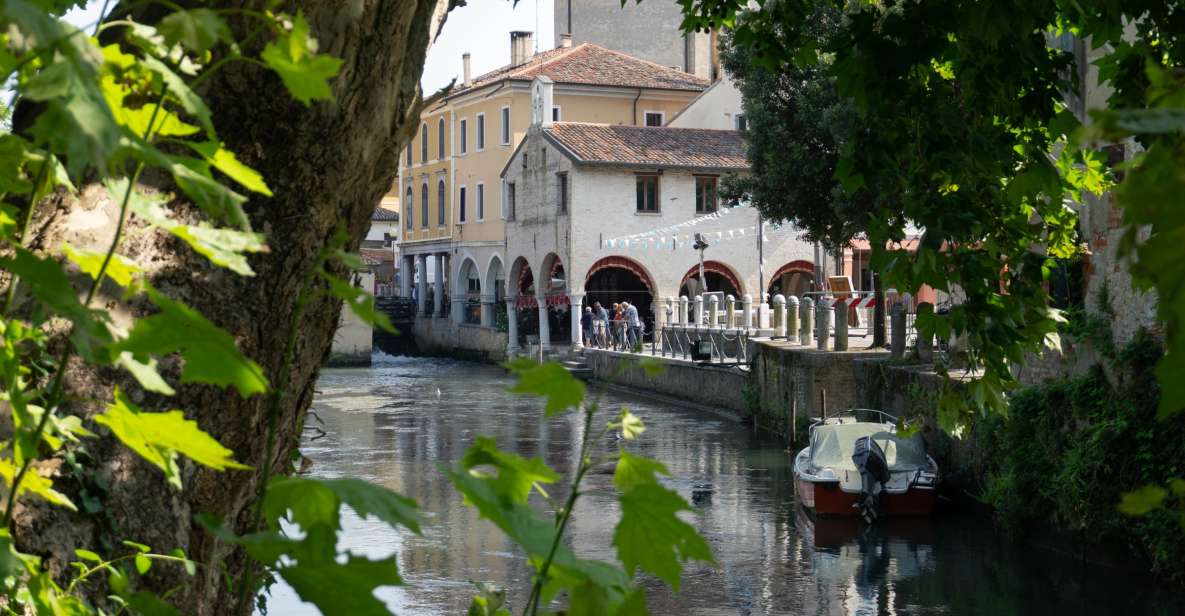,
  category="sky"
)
[64,1,553,94]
